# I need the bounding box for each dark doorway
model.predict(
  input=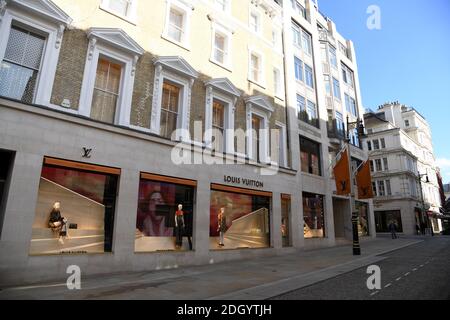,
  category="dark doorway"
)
[0,150,15,238]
